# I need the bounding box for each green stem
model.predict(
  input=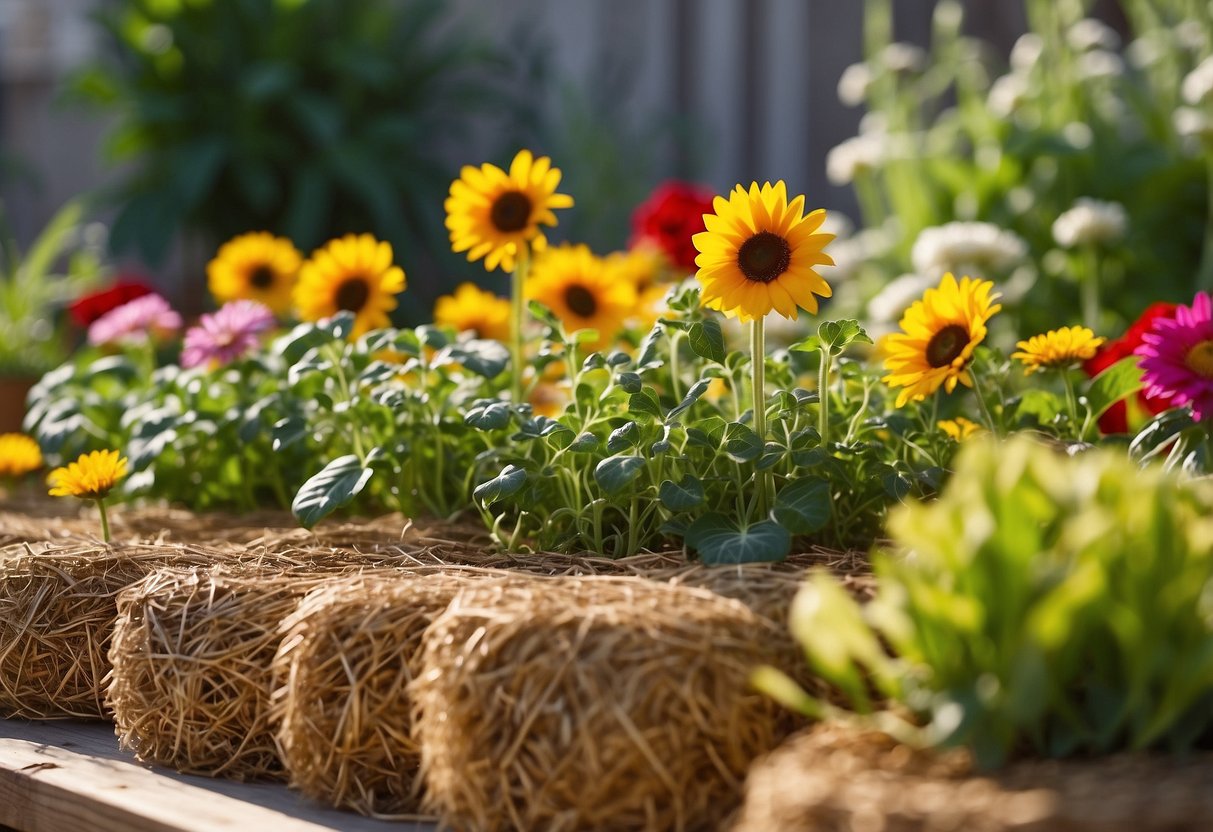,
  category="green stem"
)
[510,244,531,404]
[818,349,832,451]
[1198,158,1213,292]
[96,499,111,544]
[968,368,999,437]
[1060,368,1081,440]
[668,331,684,401]
[1081,244,1101,331]
[750,316,773,517]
